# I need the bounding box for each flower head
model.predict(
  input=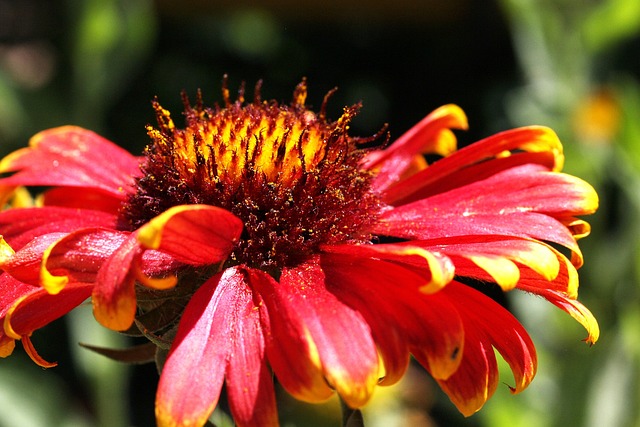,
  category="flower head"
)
[0,79,599,426]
